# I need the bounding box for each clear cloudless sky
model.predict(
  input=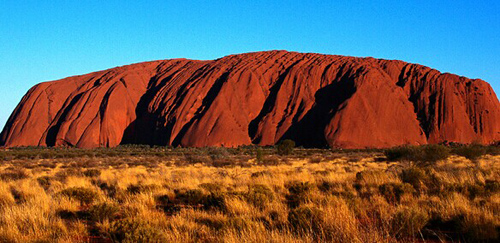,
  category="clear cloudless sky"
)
[1,1,499,130]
